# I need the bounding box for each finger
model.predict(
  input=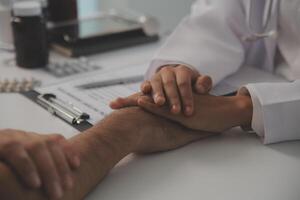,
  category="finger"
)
[61,142,80,169]
[46,134,80,169]
[140,81,152,94]
[47,140,74,190]
[175,67,194,116]
[137,95,155,104]
[1,144,41,188]
[150,74,166,105]
[194,75,213,94]
[28,142,63,199]
[109,93,141,109]
[138,96,181,122]
[160,70,181,114]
